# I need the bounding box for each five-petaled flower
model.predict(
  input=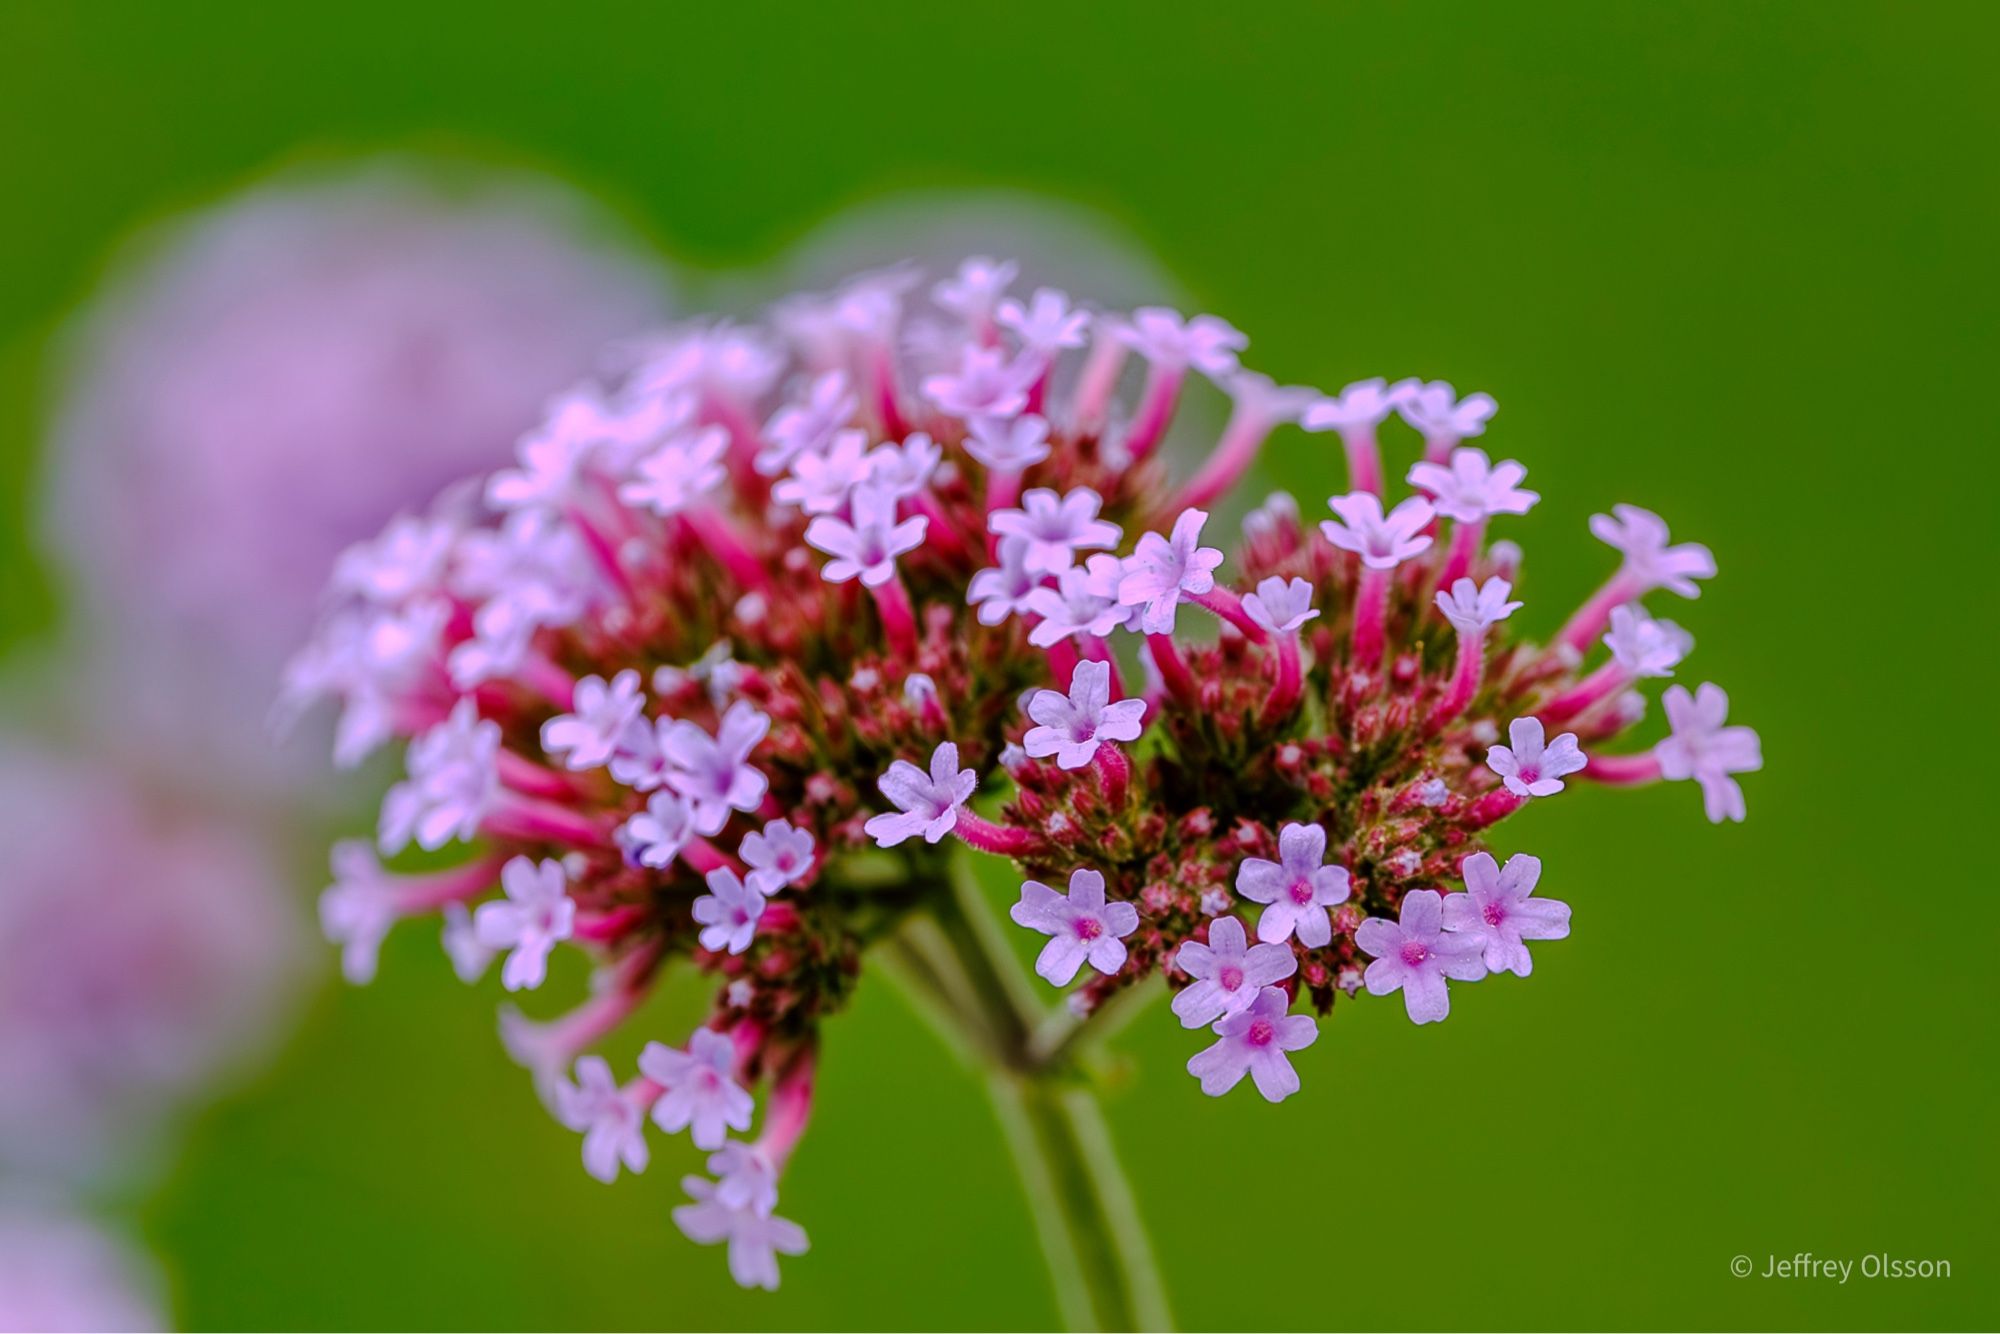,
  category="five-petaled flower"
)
[1487,717,1587,798]
[1319,492,1436,569]
[988,487,1121,577]
[1022,660,1147,771]
[665,702,772,836]
[674,1175,809,1292]
[1185,986,1319,1102]
[1117,508,1224,635]
[1407,447,1538,523]
[1355,890,1489,1024]
[1591,504,1716,598]
[740,819,815,896]
[1241,576,1319,635]
[473,856,576,991]
[1233,822,1352,947]
[1439,852,1571,977]
[1656,683,1764,823]
[693,867,766,956]
[1434,576,1522,634]
[804,484,928,587]
[641,1029,754,1151]
[1011,868,1140,986]
[554,1055,651,1183]
[1170,915,1298,1029]
[542,670,646,772]
[864,742,977,847]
